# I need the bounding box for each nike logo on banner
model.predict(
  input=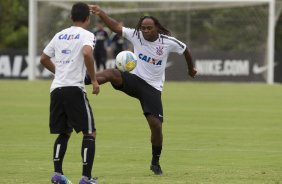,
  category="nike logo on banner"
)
[252,63,278,74]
